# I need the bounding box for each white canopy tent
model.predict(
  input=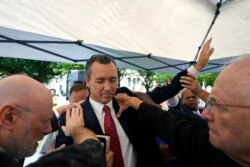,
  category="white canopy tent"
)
[0,0,249,73]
